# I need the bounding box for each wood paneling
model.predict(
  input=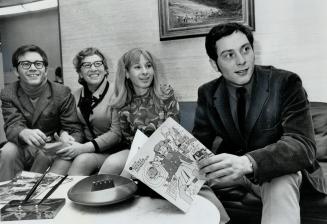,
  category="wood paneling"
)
[59,0,327,102]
